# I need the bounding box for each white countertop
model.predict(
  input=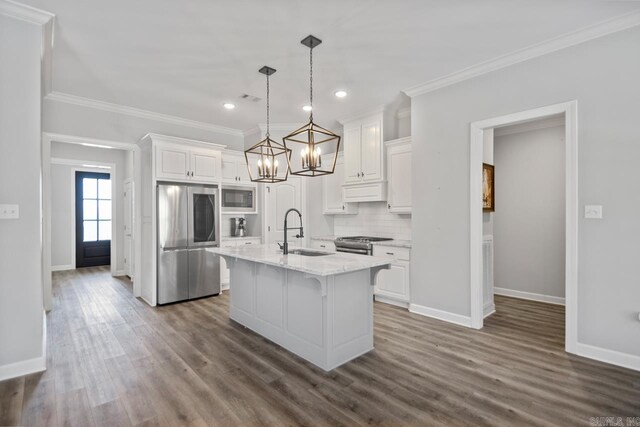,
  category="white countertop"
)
[221,236,262,241]
[208,244,391,277]
[310,235,412,248]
